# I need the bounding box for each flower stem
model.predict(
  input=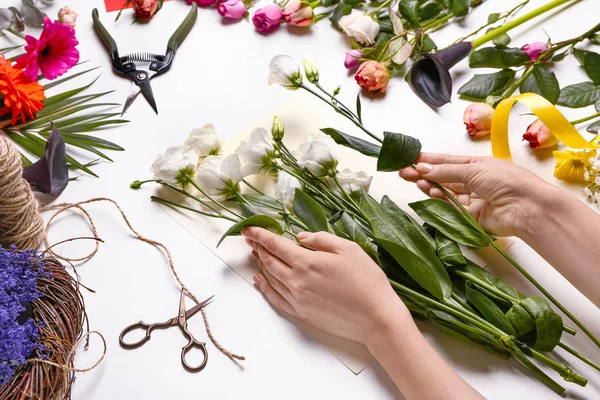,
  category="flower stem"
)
[315,82,360,122]
[570,112,600,126]
[491,240,600,348]
[6,28,25,40]
[529,348,587,386]
[151,196,236,222]
[471,0,574,49]
[300,84,382,144]
[187,179,244,219]
[558,342,600,372]
[242,179,266,196]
